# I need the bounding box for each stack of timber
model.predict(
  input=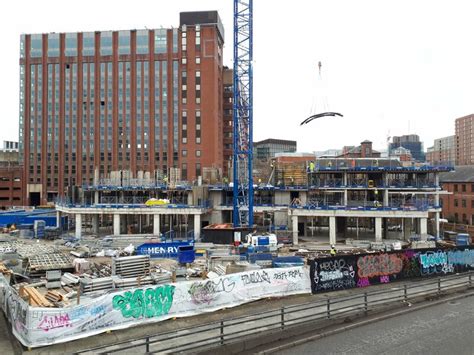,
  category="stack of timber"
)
[112,255,150,278]
[20,286,53,307]
[0,262,12,275]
